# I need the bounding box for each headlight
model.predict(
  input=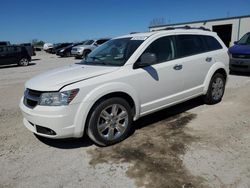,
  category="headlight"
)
[39,89,79,106]
[60,49,65,52]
